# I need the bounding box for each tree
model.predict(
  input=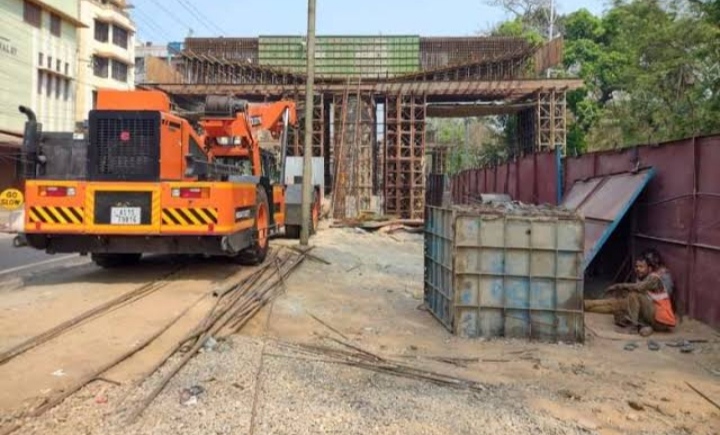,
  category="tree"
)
[484,0,561,39]
[561,0,720,149]
[485,0,719,154]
